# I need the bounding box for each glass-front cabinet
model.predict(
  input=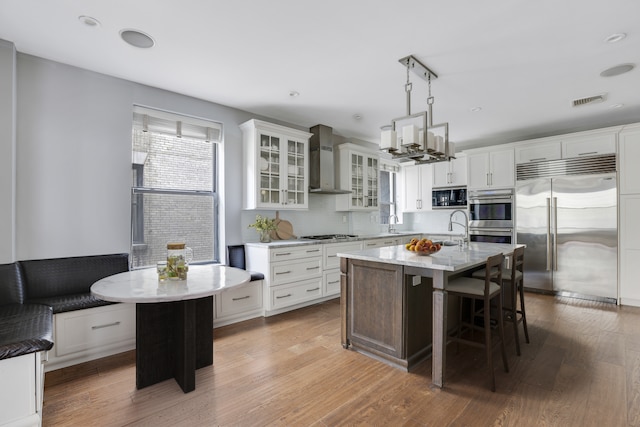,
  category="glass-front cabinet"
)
[240,119,312,210]
[336,143,379,211]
